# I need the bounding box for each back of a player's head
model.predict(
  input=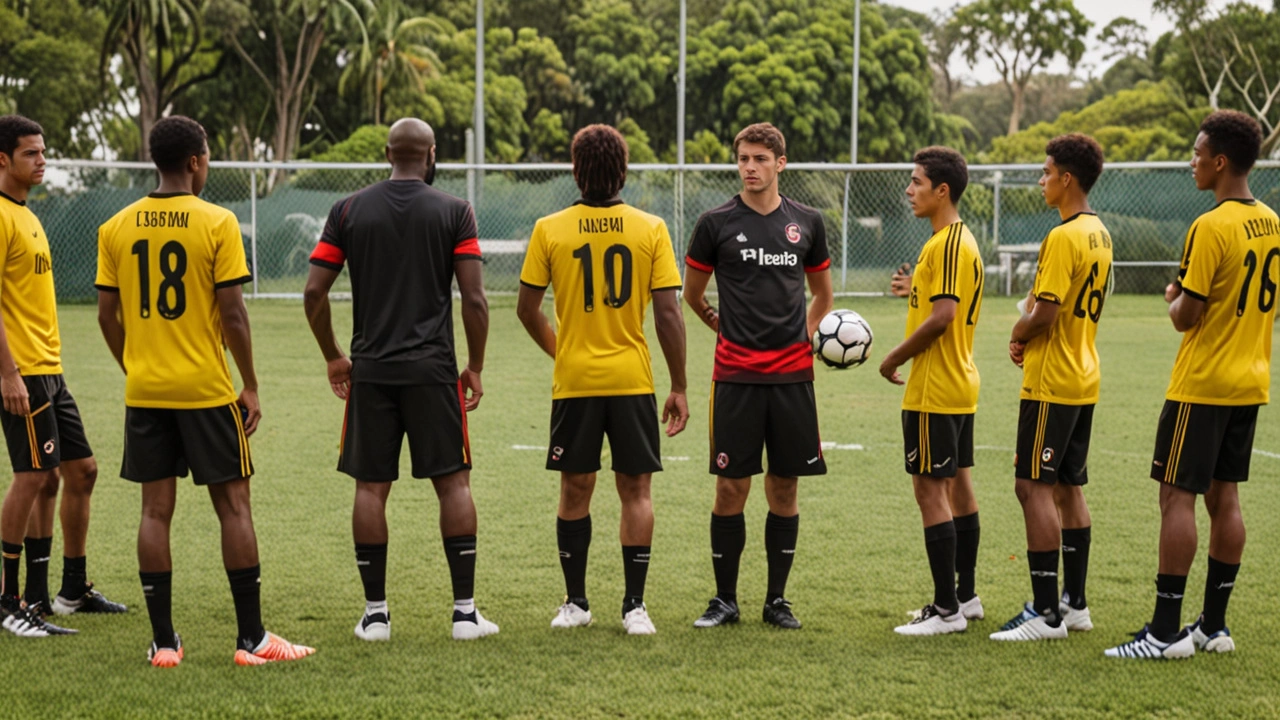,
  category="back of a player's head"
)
[571,124,628,202]
[912,146,968,203]
[1199,110,1262,174]
[1046,133,1104,193]
[733,123,786,160]
[150,116,207,173]
[0,115,44,157]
